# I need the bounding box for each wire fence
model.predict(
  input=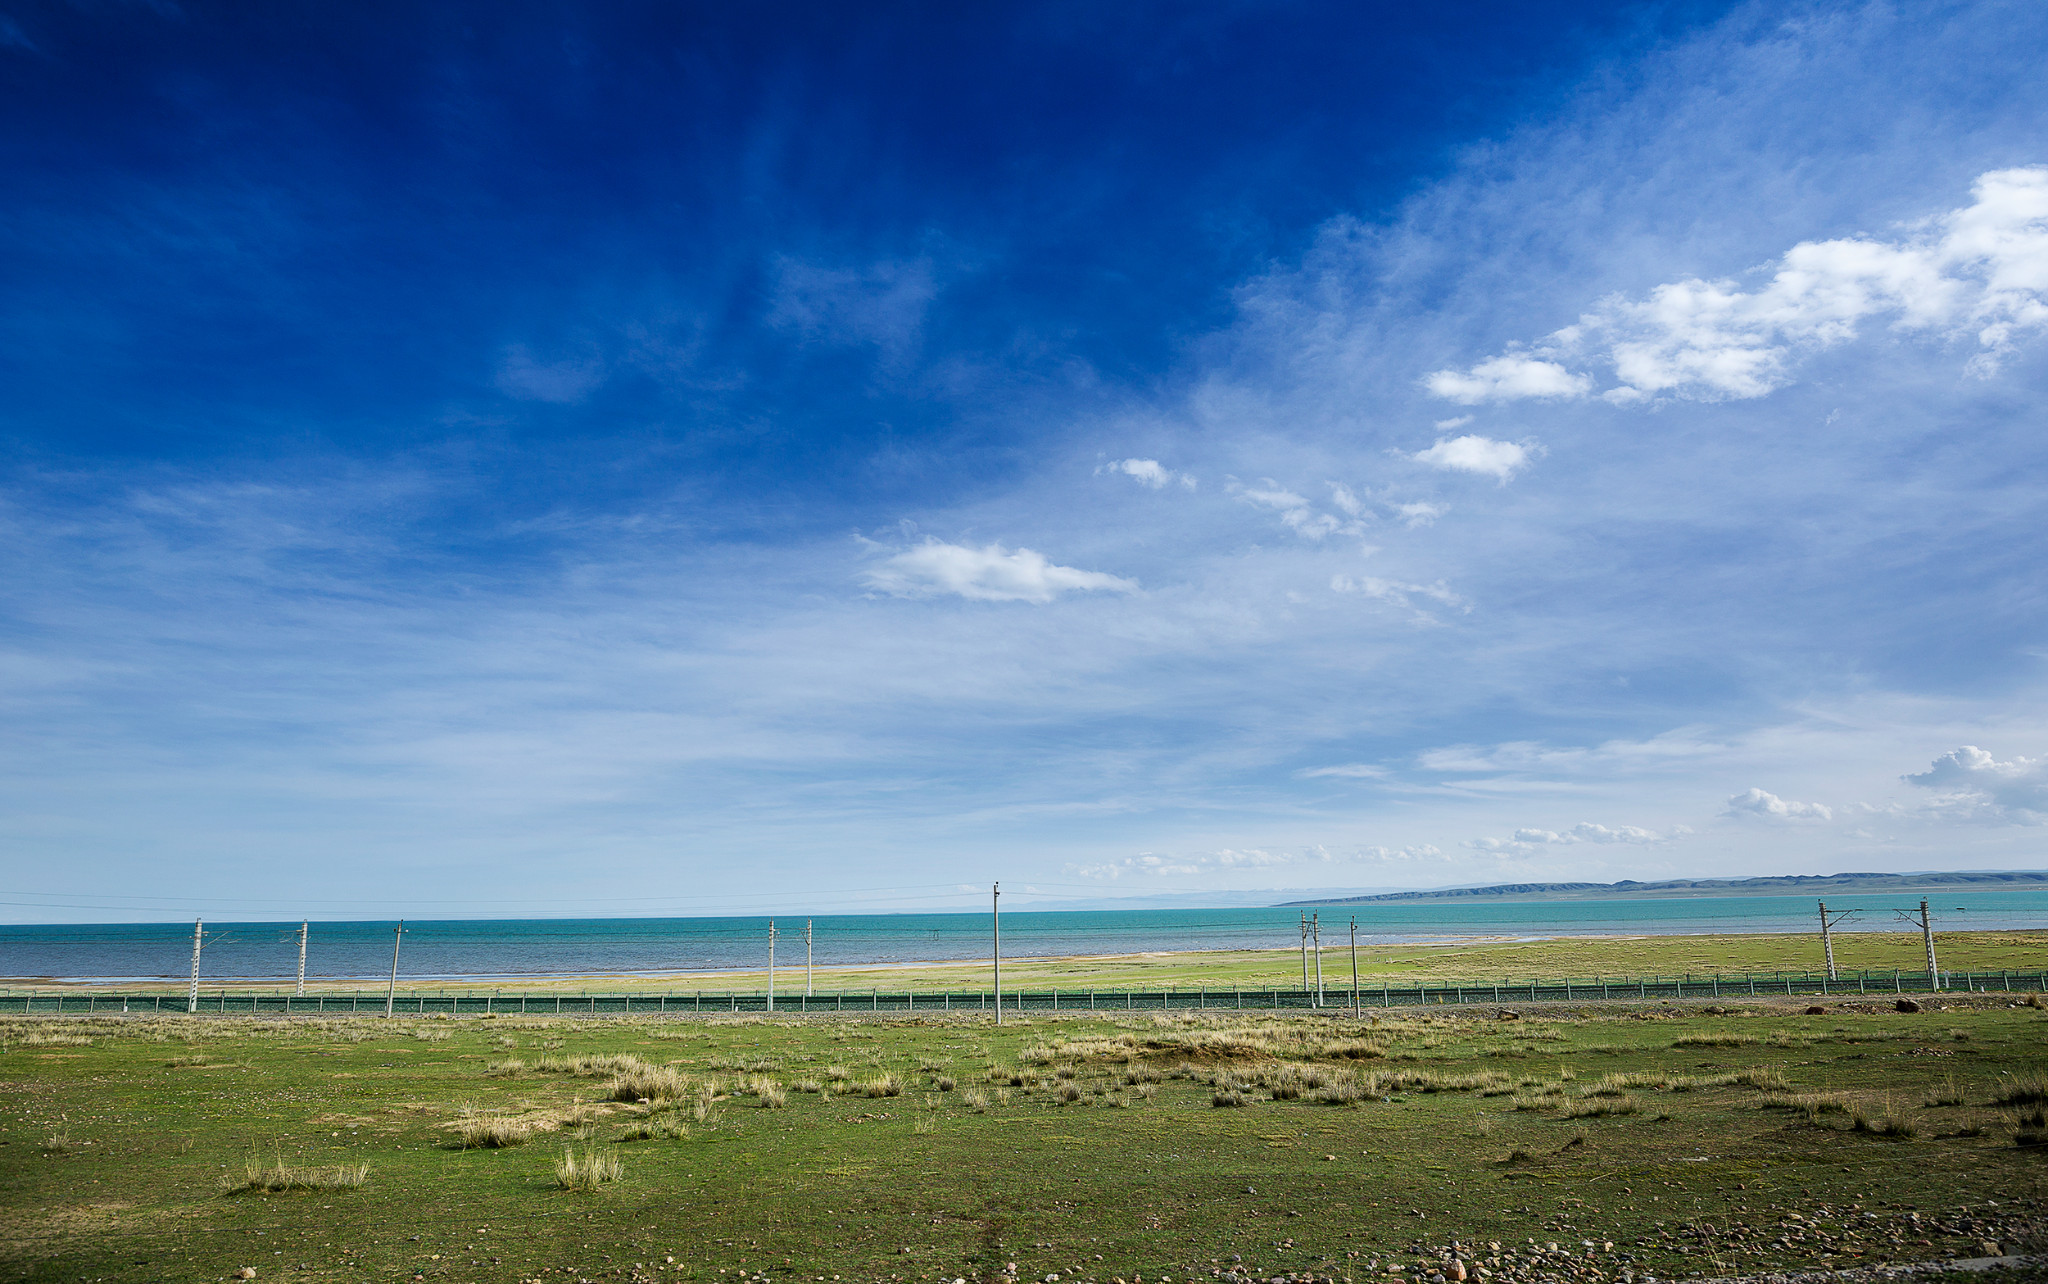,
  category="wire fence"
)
[6,967,2043,1016]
